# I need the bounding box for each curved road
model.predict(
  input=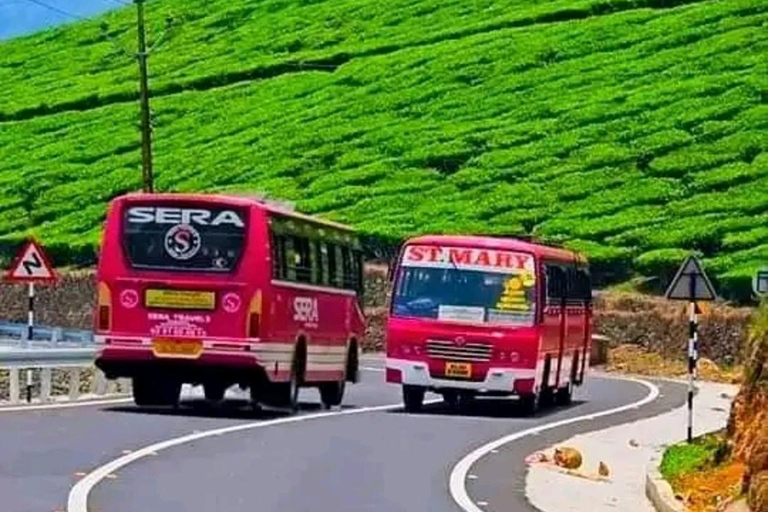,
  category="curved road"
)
[0,361,687,512]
